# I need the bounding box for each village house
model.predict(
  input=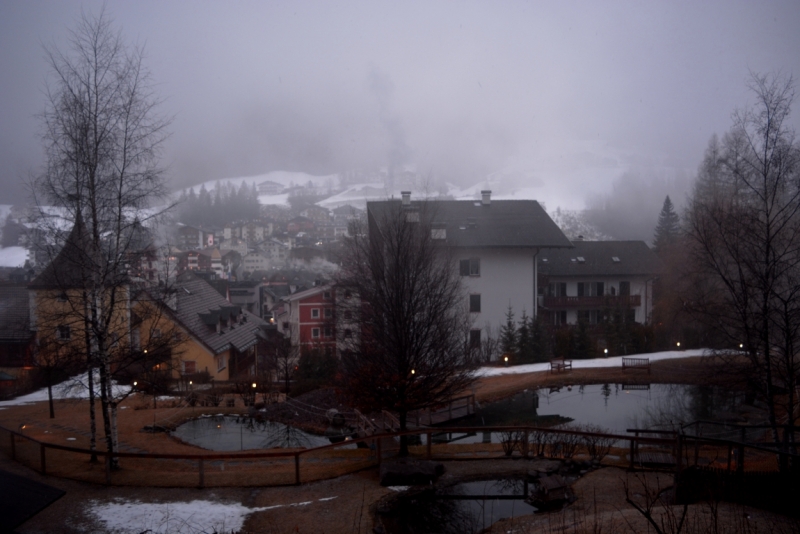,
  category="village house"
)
[0,285,34,389]
[136,272,269,381]
[257,180,284,195]
[274,285,336,354]
[175,223,216,250]
[367,191,573,345]
[537,240,664,326]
